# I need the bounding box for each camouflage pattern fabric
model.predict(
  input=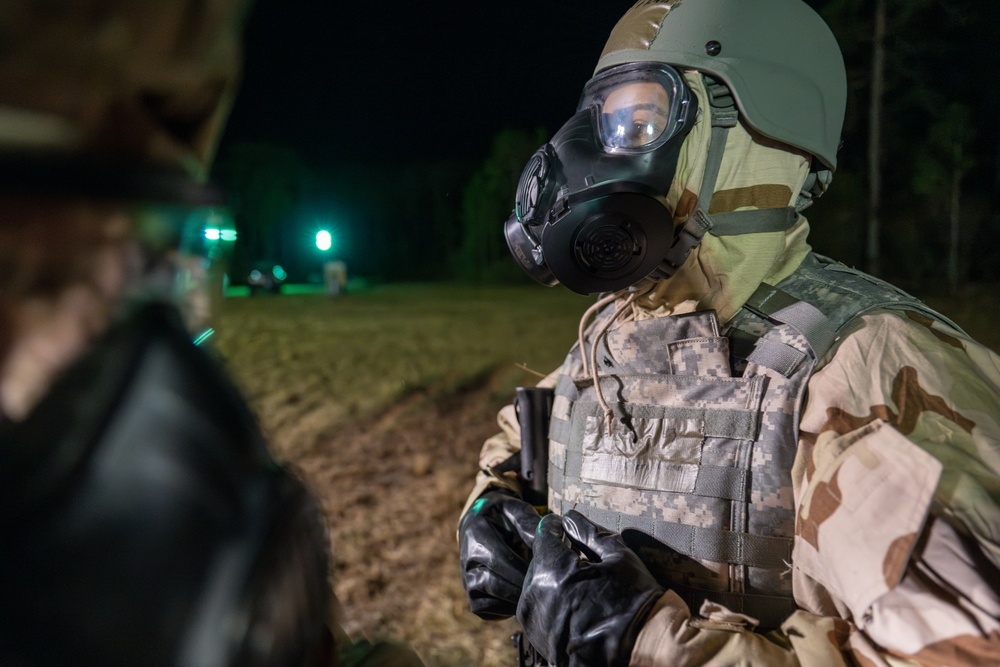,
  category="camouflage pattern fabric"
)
[629,292,1000,665]
[546,305,800,629]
